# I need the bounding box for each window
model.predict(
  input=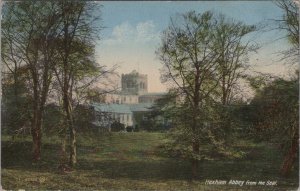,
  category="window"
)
[142,115,148,120]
